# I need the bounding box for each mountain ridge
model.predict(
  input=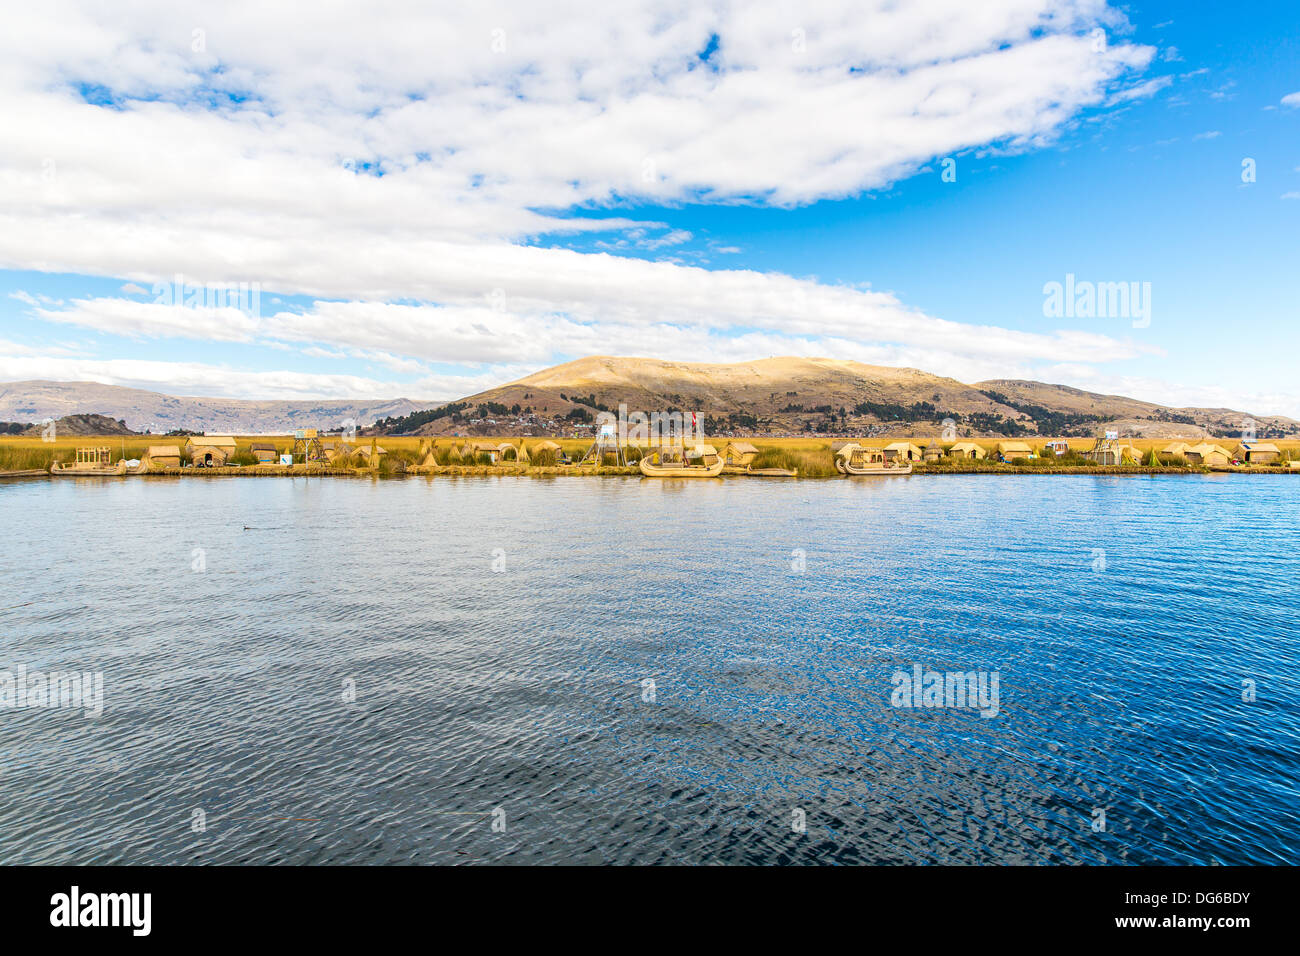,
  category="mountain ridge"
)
[372,356,1297,440]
